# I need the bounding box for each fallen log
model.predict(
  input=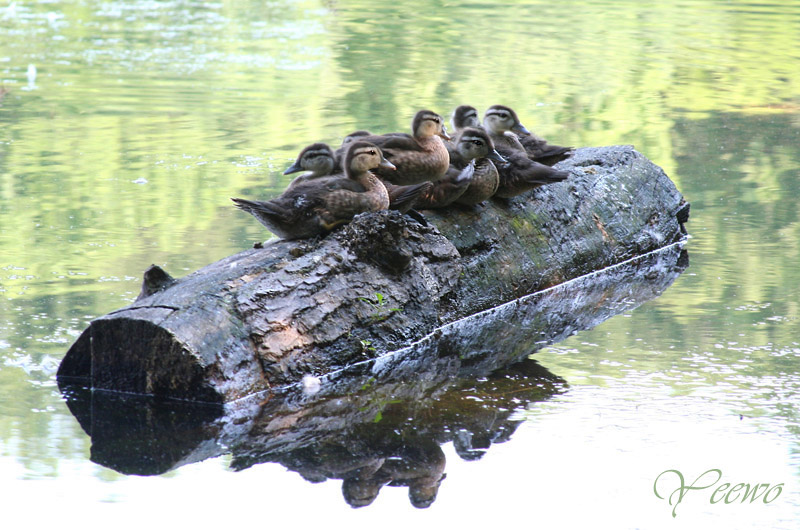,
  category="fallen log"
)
[57,145,689,403]
[59,242,687,489]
